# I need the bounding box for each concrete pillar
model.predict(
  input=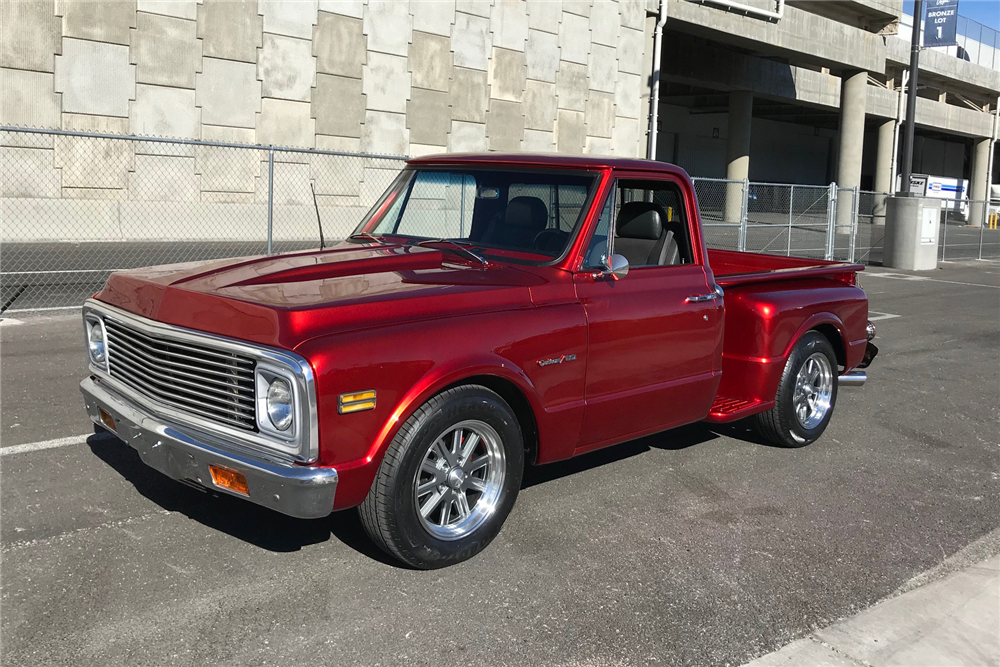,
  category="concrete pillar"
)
[836,71,867,231]
[873,118,895,223]
[968,137,990,228]
[724,90,752,224]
